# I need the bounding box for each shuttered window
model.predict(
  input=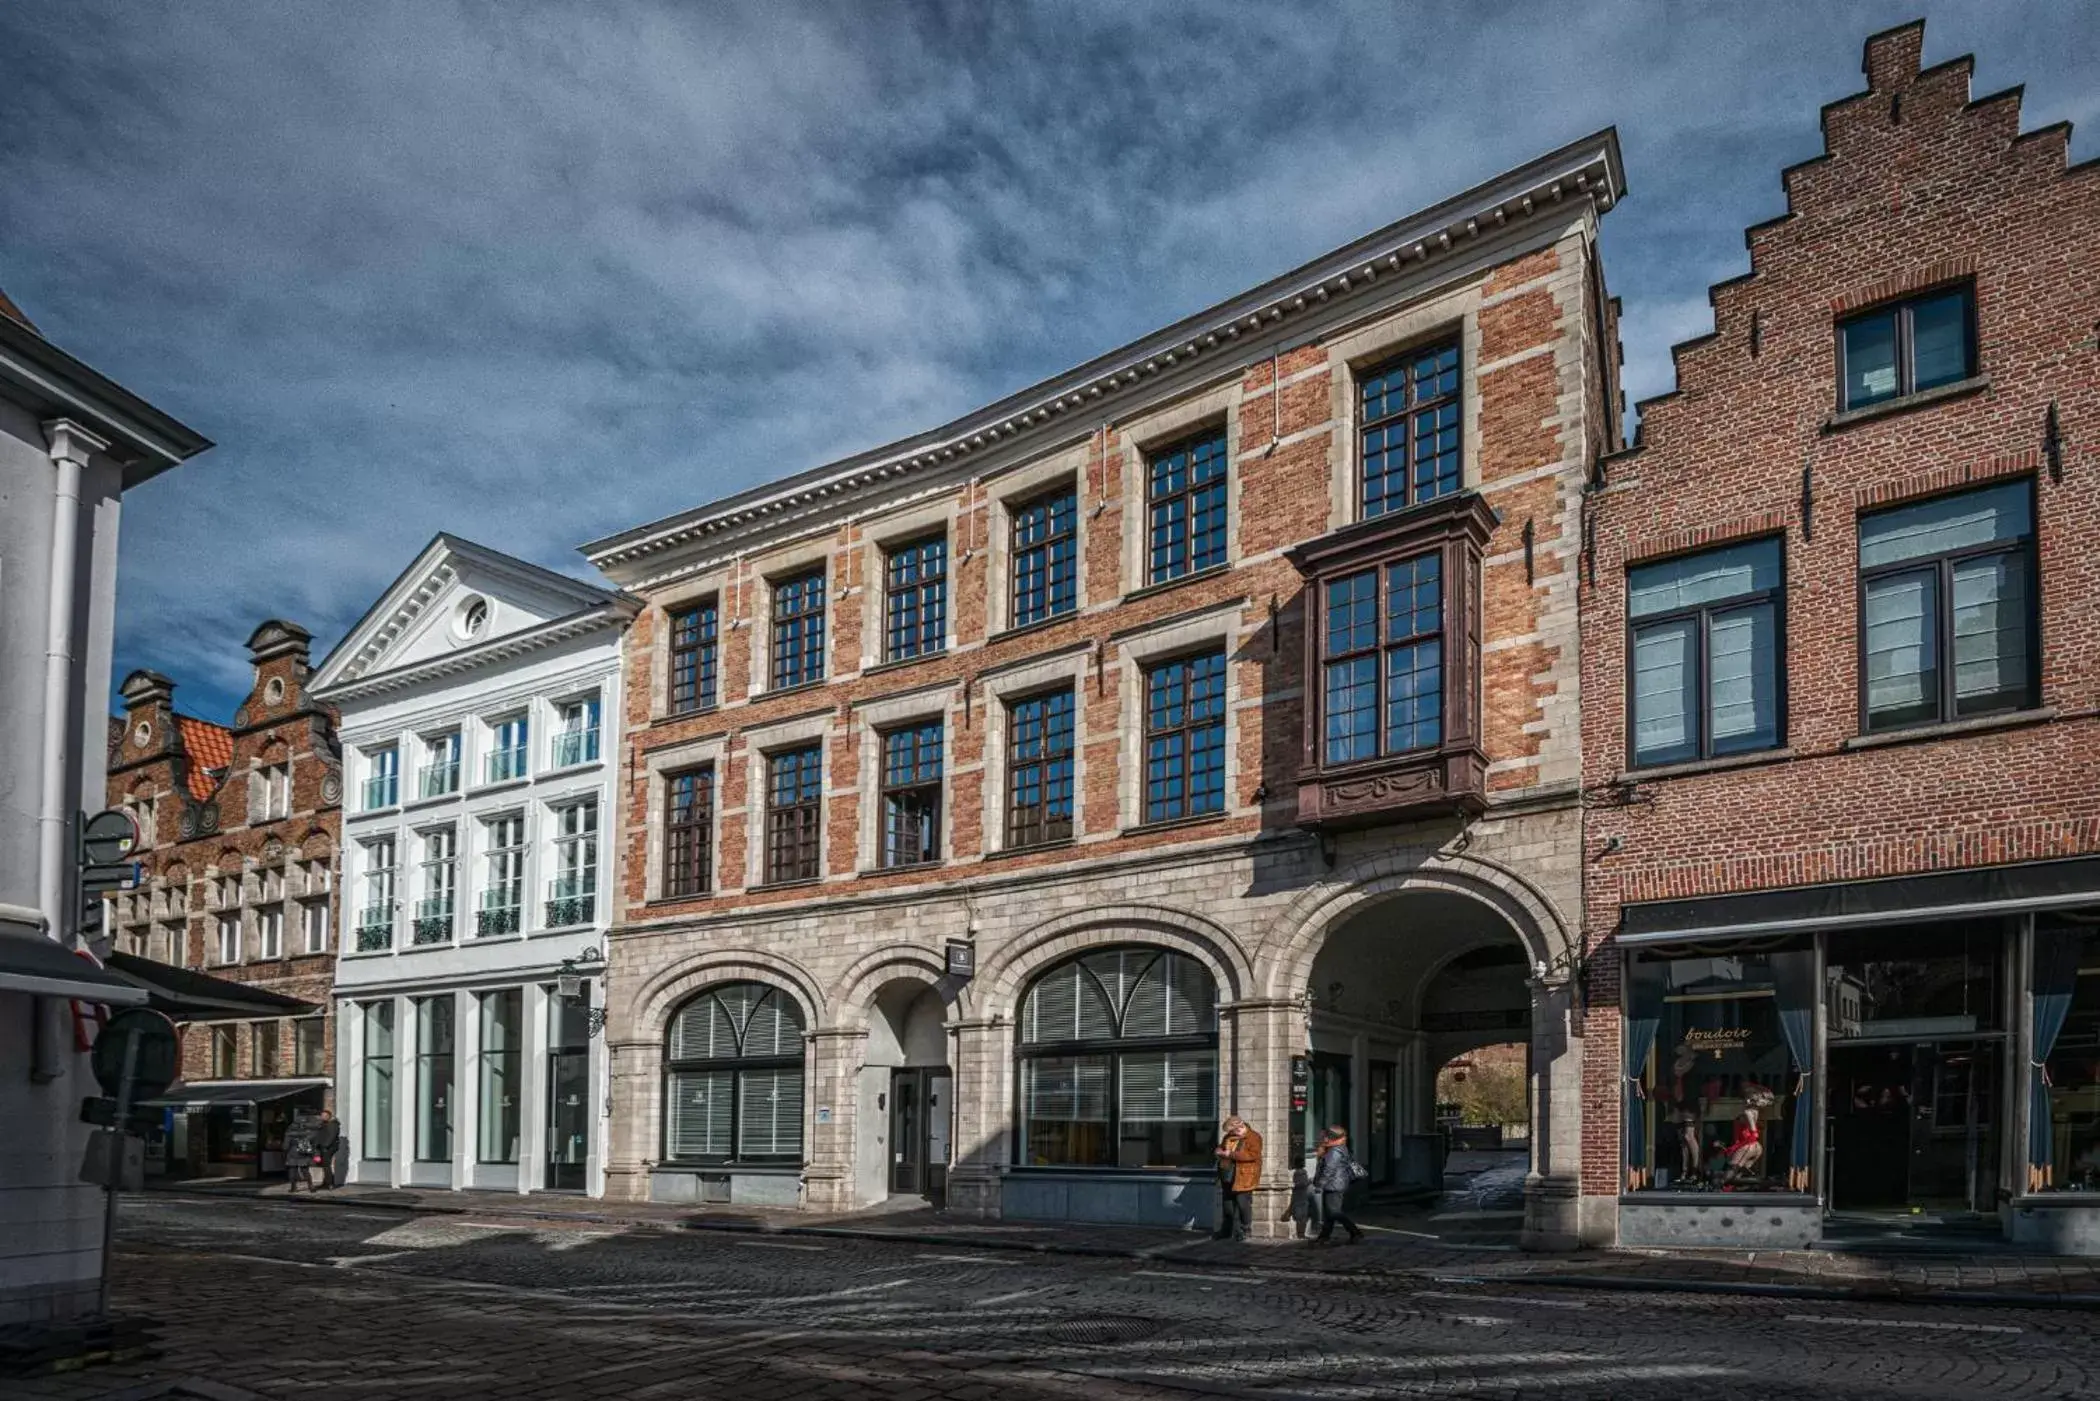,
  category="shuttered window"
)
[1015,947,1218,1170]
[662,982,806,1165]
